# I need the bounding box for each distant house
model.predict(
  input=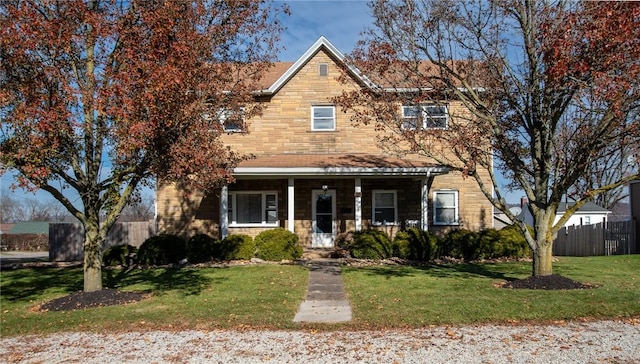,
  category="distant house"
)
[0,223,15,235]
[493,205,522,230]
[8,221,50,235]
[519,201,611,227]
